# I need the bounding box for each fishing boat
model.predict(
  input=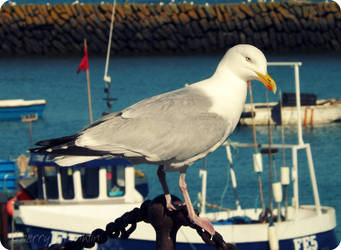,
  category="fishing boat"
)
[9,62,338,249]
[239,62,341,126]
[0,99,46,121]
[9,146,338,249]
